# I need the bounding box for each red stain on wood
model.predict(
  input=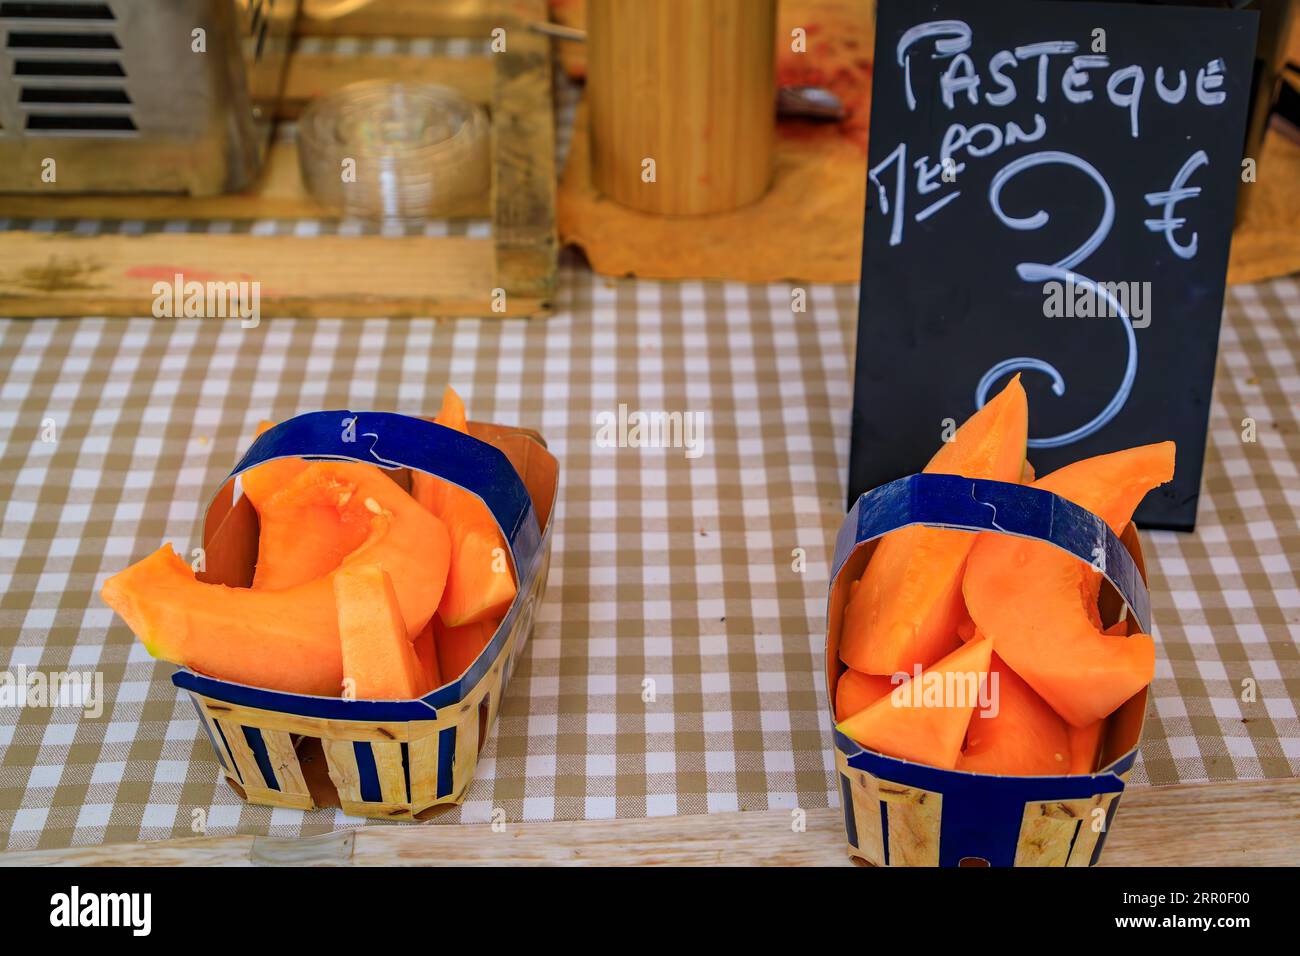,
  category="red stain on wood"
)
[126,265,257,283]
